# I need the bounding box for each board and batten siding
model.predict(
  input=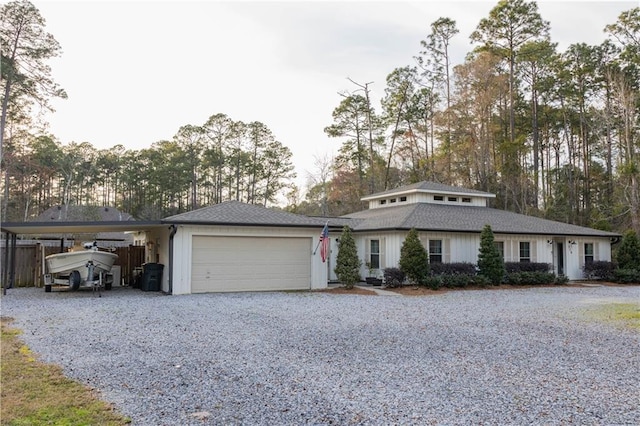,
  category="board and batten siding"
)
[570,237,612,280]
[357,231,566,273]
[356,232,396,278]
[169,225,328,295]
